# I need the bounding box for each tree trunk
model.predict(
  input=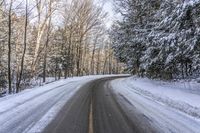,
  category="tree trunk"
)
[43,2,52,83]
[91,38,97,75]
[16,0,28,93]
[8,0,13,94]
[96,47,101,75]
